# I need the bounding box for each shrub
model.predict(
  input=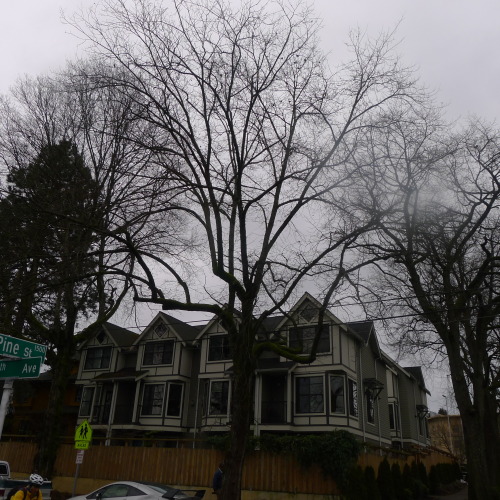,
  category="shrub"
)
[343,465,367,500]
[378,458,396,500]
[429,465,439,494]
[364,465,381,500]
[391,462,404,500]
